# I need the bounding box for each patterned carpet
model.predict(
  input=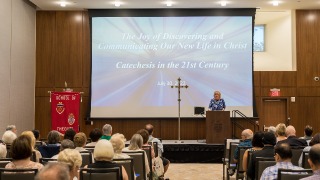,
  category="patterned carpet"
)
[164,163,223,180]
